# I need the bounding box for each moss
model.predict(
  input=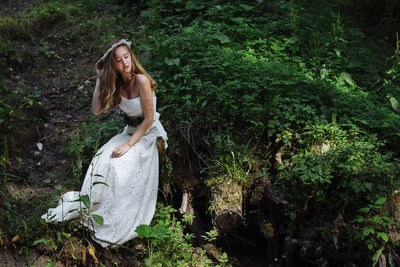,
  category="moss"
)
[211,179,242,214]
